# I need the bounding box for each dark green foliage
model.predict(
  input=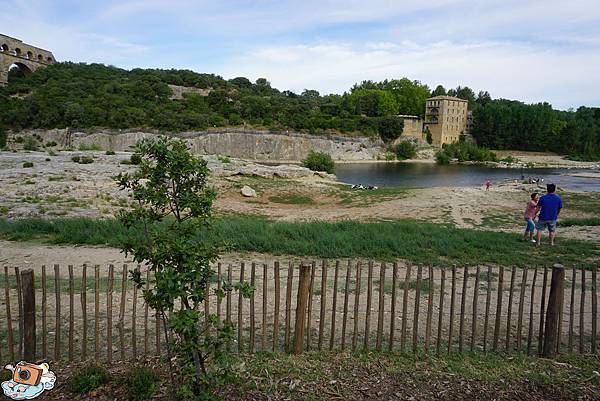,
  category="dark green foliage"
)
[436,142,497,164]
[23,136,39,151]
[105,150,116,155]
[424,127,432,145]
[0,127,7,148]
[79,155,94,164]
[123,367,160,401]
[377,116,404,143]
[45,141,57,147]
[302,151,335,174]
[129,153,141,165]
[71,155,80,162]
[67,365,111,394]
[22,161,34,168]
[394,140,417,160]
